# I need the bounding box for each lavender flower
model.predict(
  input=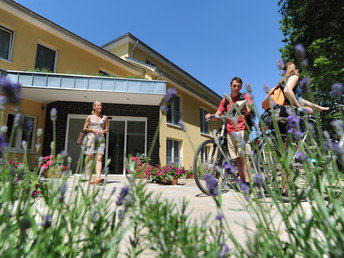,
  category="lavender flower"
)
[41,214,52,229]
[21,140,27,149]
[14,113,24,127]
[37,128,43,137]
[223,161,236,175]
[0,77,22,104]
[0,126,7,134]
[287,114,304,140]
[178,119,186,132]
[202,173,219,196]
[276,59,285,70]
[0,133,8,149]
[253,173,264,187]
[91,210,99,223]
[0,96,6,109]
[331,83,343,99]
[245,83,252,93]
[164,88,177,104]
[118,210,123,219]
[160,105,169,114]
[300,59,309,68]
[331,120,343,136]
[116,187,129,206]
[295,151,307,162]
[295,44,306,60]
[215,213,224,221]
[300,77,311,94]
[218,243,230,258]
[50,108,57,121]
[59,182,68,201]
[111,186,117,196]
